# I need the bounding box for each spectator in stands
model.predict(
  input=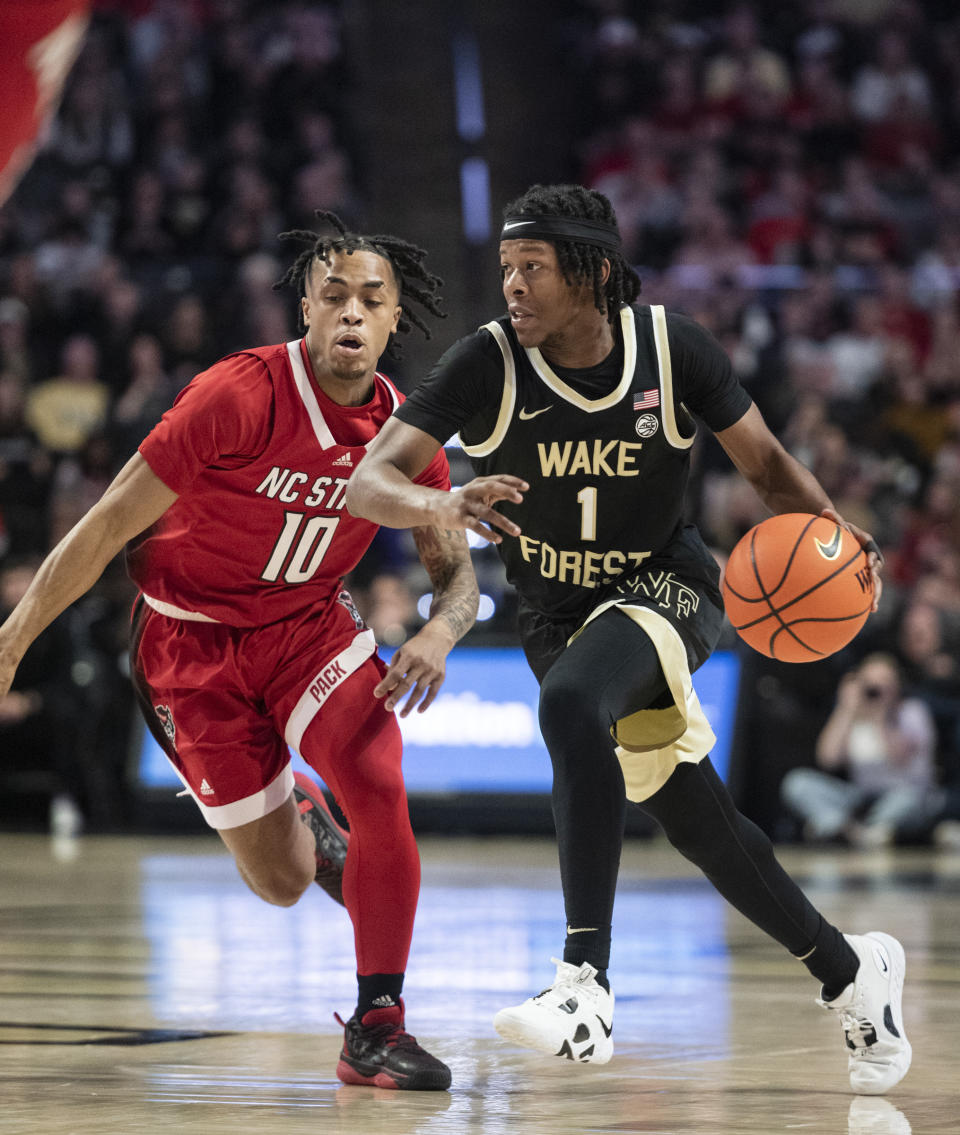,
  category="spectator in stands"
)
[824,294,888,403]
[890,474,960,590]
[703,2,792,112]
[111,333,177,459]
[668,201,756,290]
[850,26,932,126]
[588,117,683,266]
[0,373,53,558]
[782,653,940,847]
[25,334,109,458]
[895,600,960,695]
